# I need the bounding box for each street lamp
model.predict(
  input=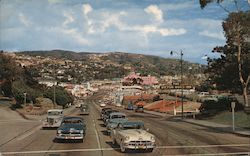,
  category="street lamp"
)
[170,50,184,119]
